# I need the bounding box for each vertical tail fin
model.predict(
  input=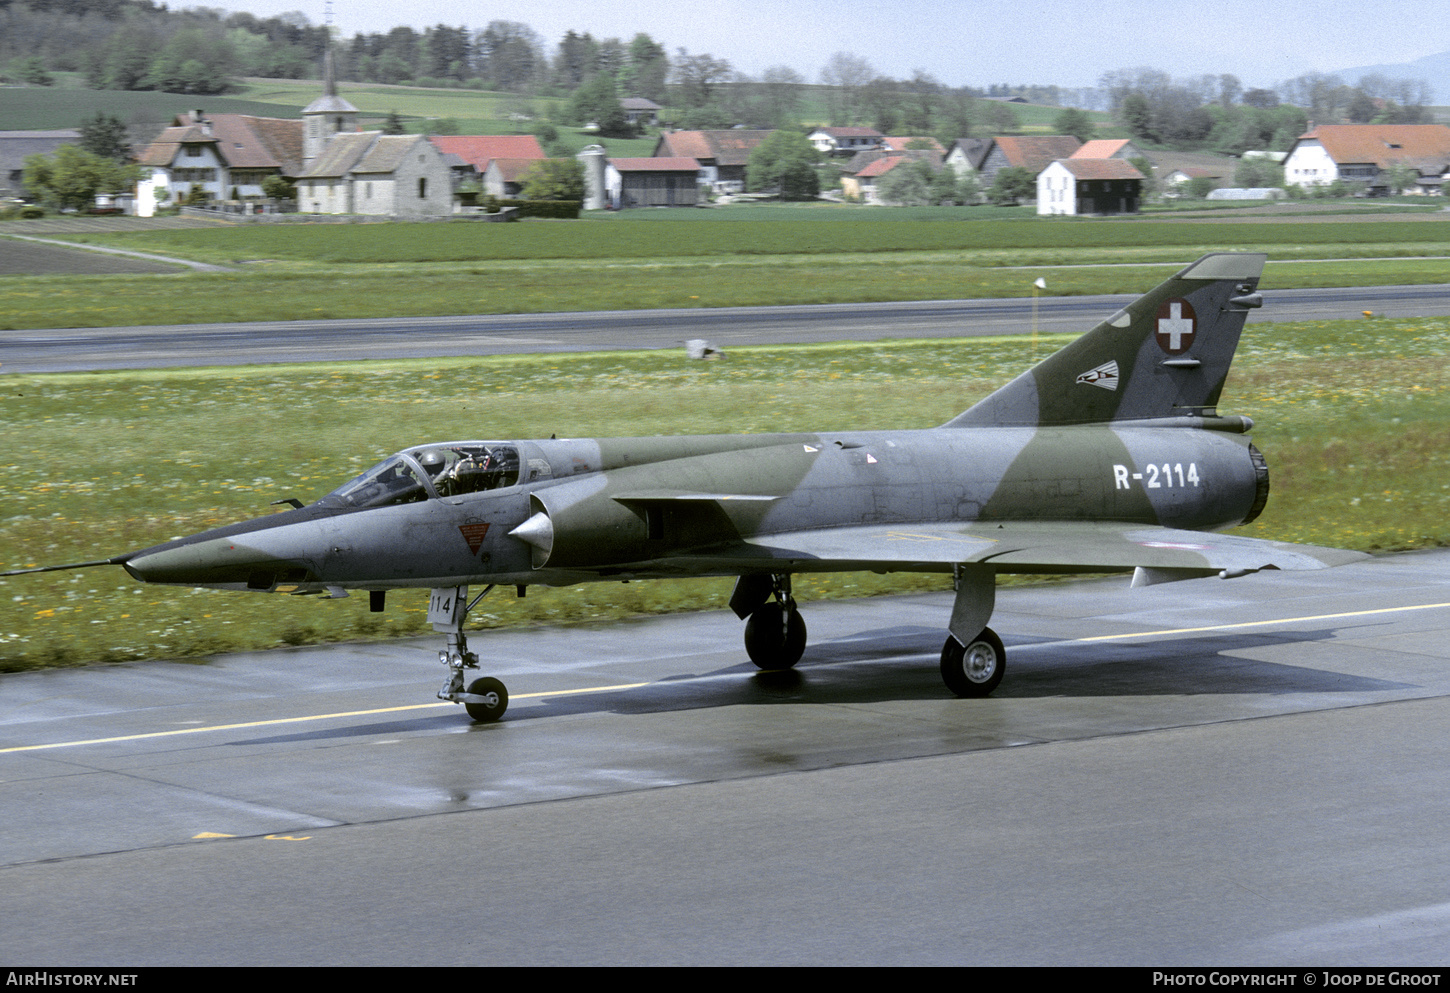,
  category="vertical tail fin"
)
[943,253,1266,428]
